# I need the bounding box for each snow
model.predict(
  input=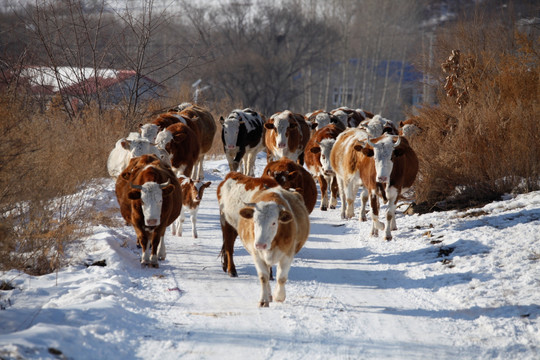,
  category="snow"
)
[1,154,540,359]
